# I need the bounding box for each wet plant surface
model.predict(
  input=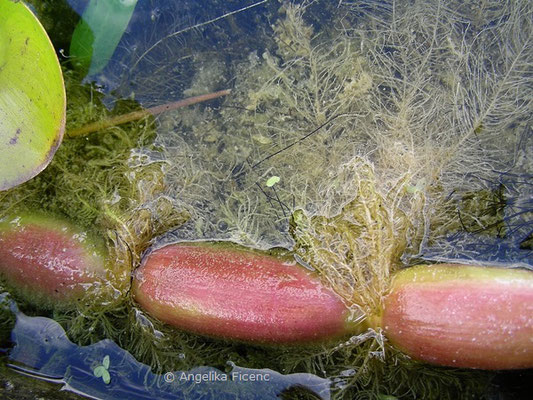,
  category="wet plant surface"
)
[0,1,532,399]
